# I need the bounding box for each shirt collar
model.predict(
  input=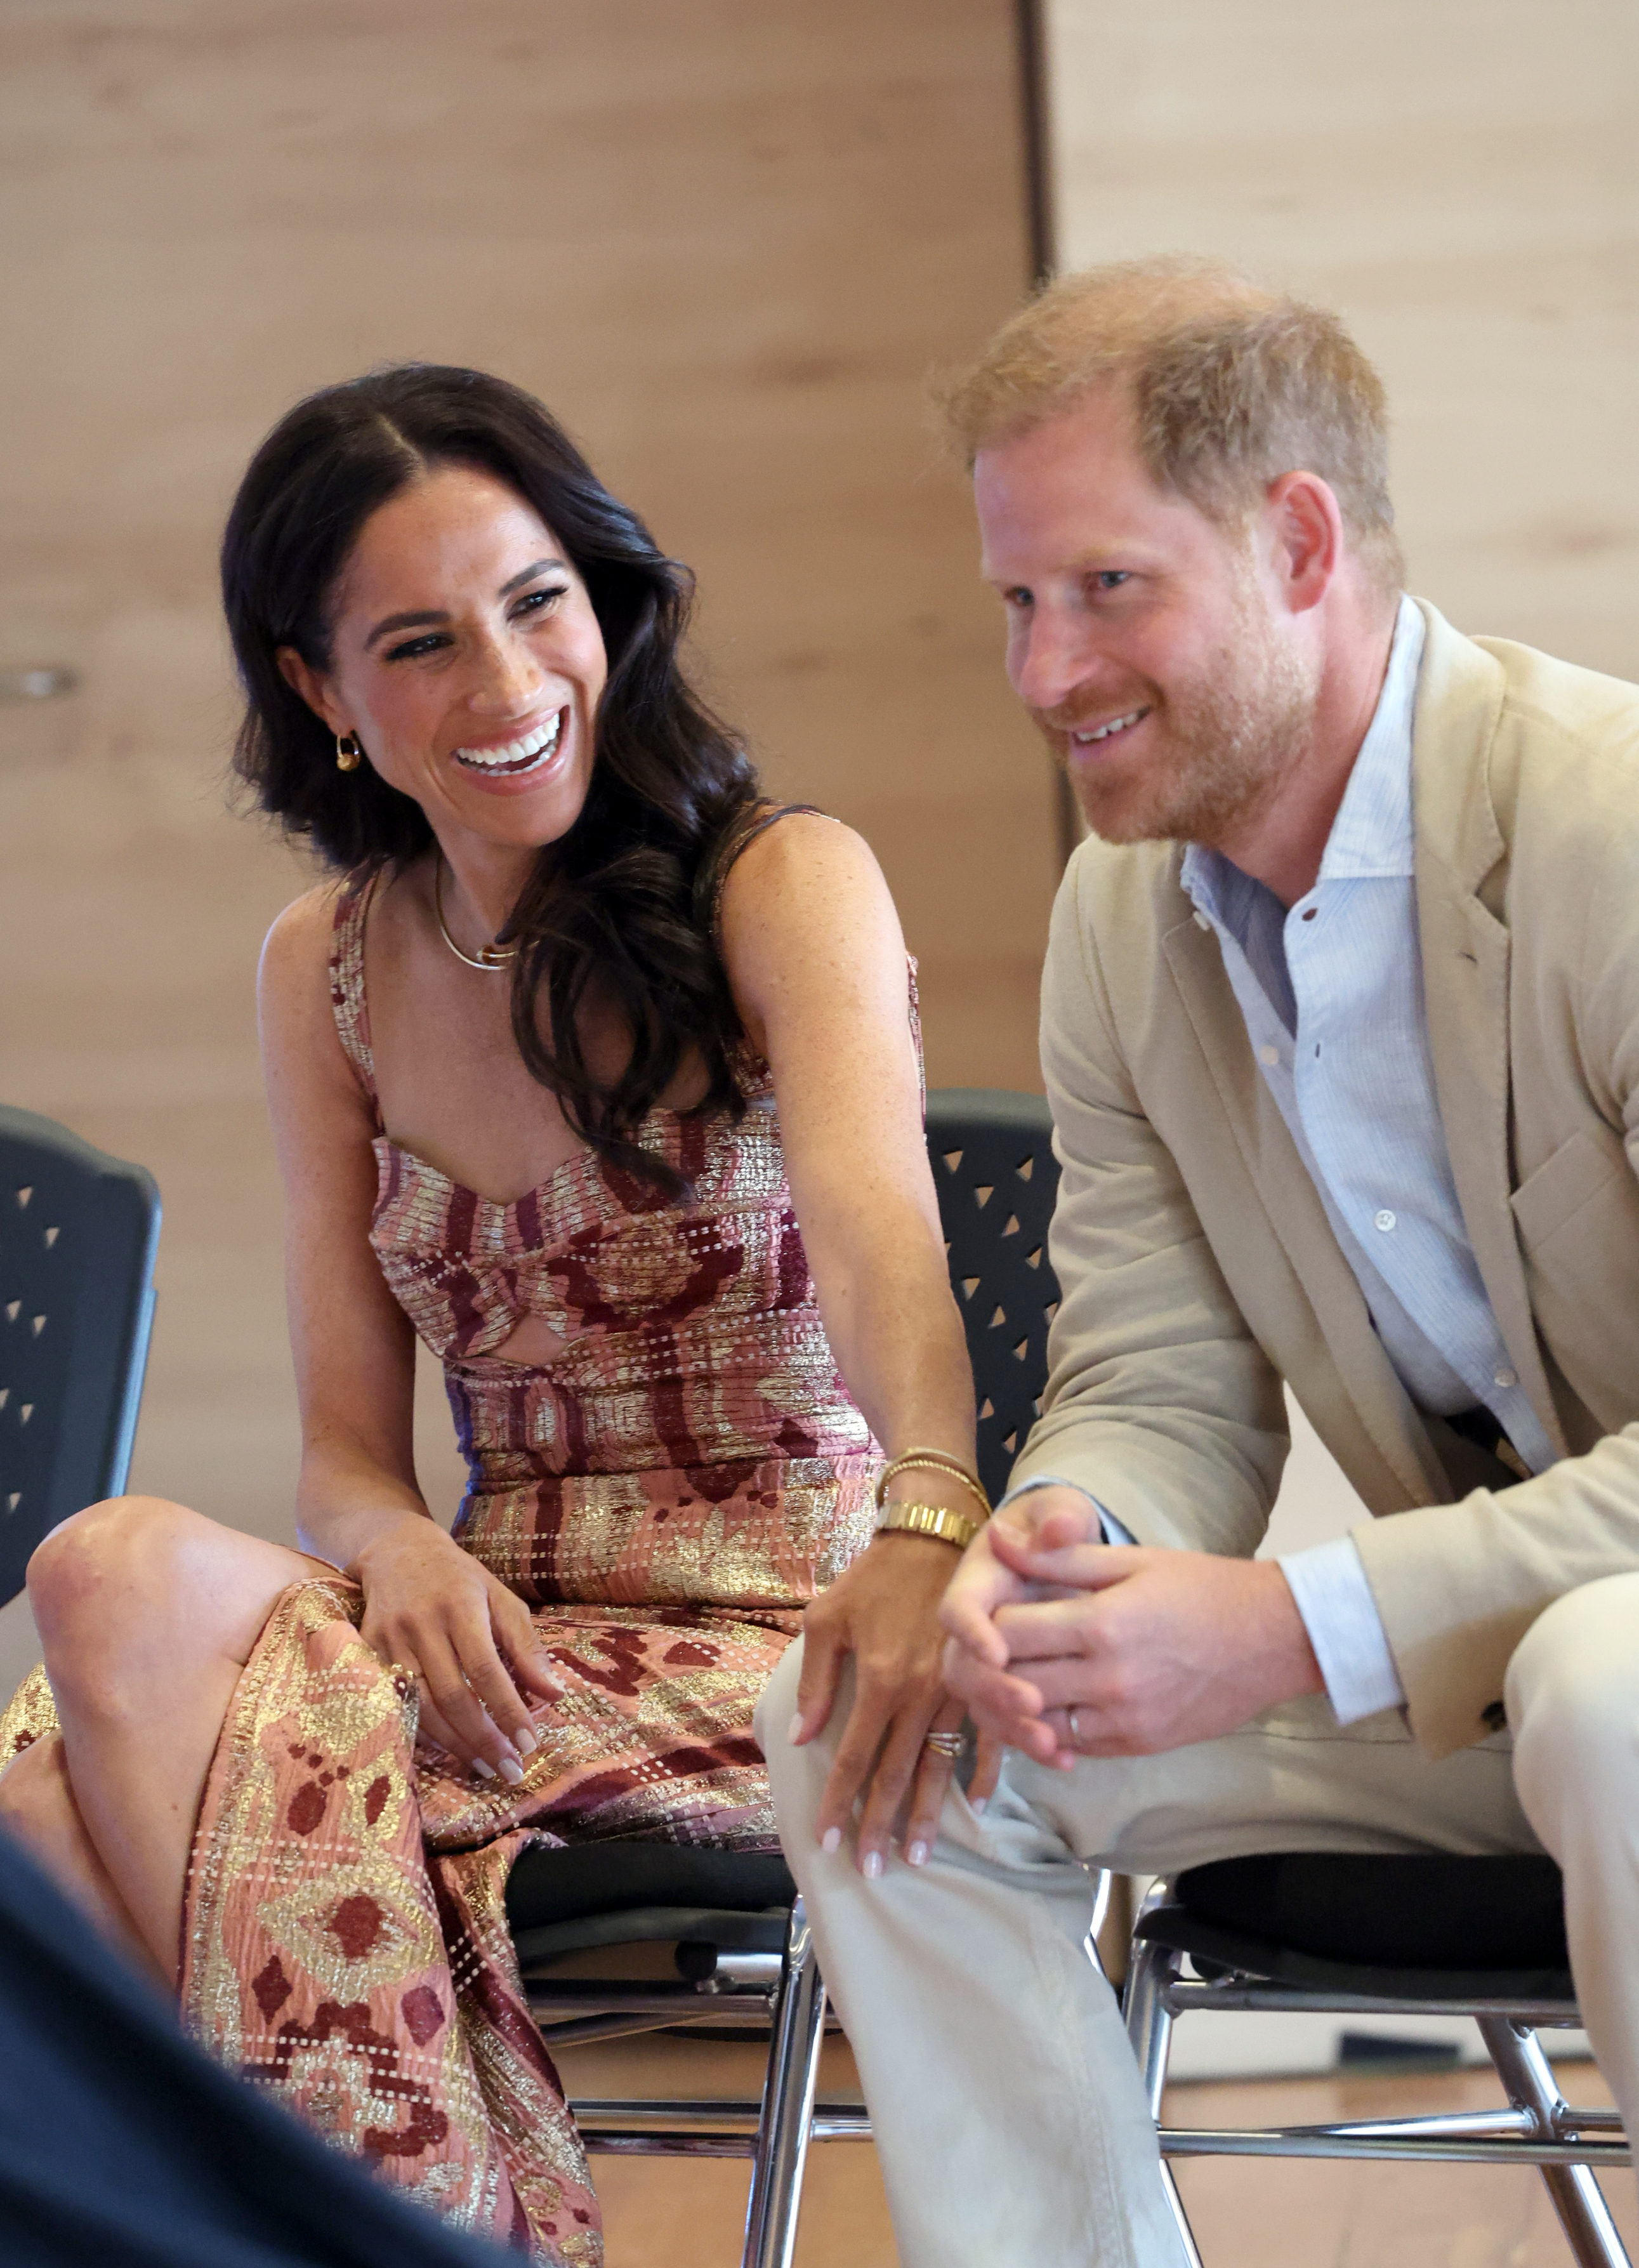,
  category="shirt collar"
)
[1181,592,1425,921]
